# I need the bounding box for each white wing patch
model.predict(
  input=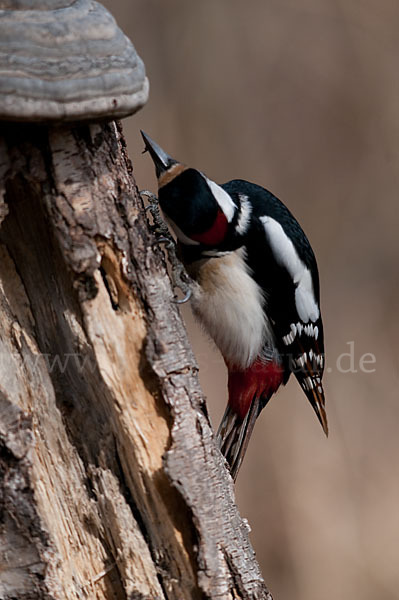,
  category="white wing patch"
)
[236,194,252,235]
[203,175,236,222]
[260,216,319,323]
[295,269,319,323]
